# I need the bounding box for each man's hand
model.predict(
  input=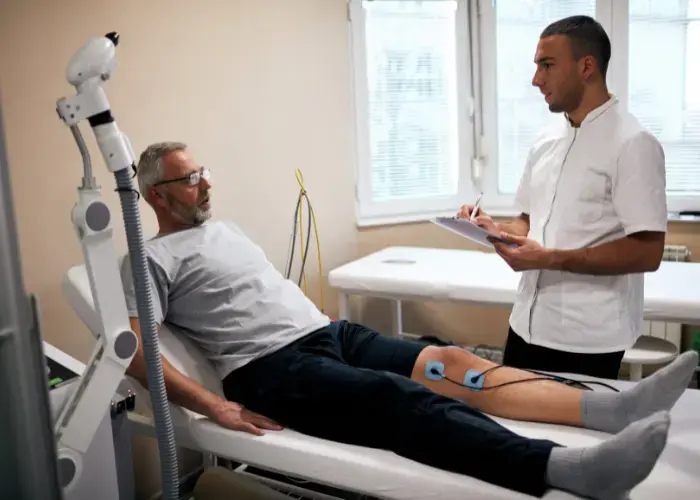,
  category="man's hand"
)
[490,232,553,272]
[127,318,283,437]
[458,203,484,220]
[457,204,500,234]
[209,400,283,436]
[472,214,500,234]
